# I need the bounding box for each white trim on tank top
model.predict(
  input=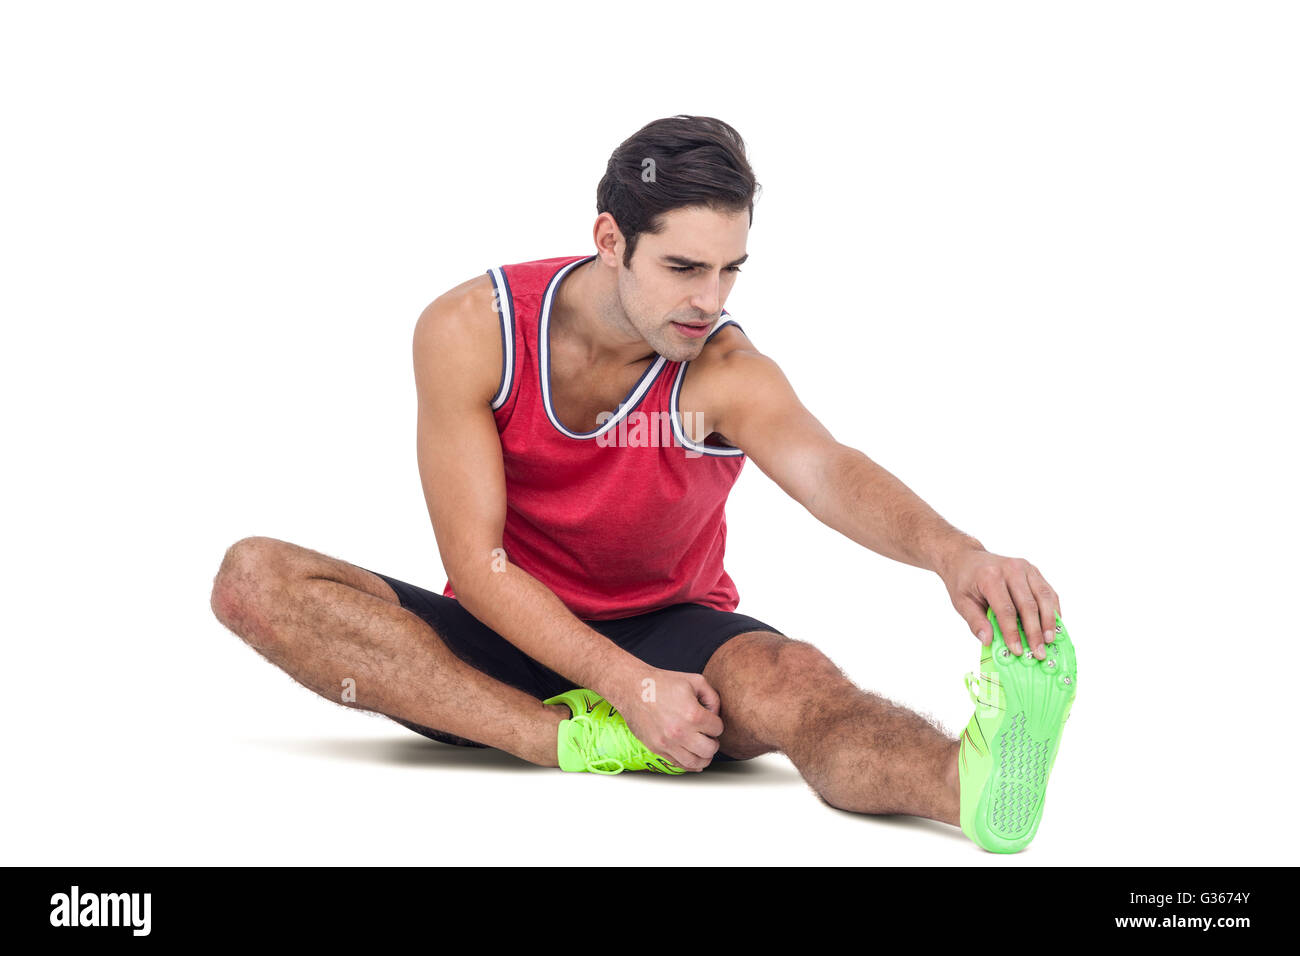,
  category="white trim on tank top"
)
[669,317,746,457]
[488,265,515,410]
[538,255,670,440]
